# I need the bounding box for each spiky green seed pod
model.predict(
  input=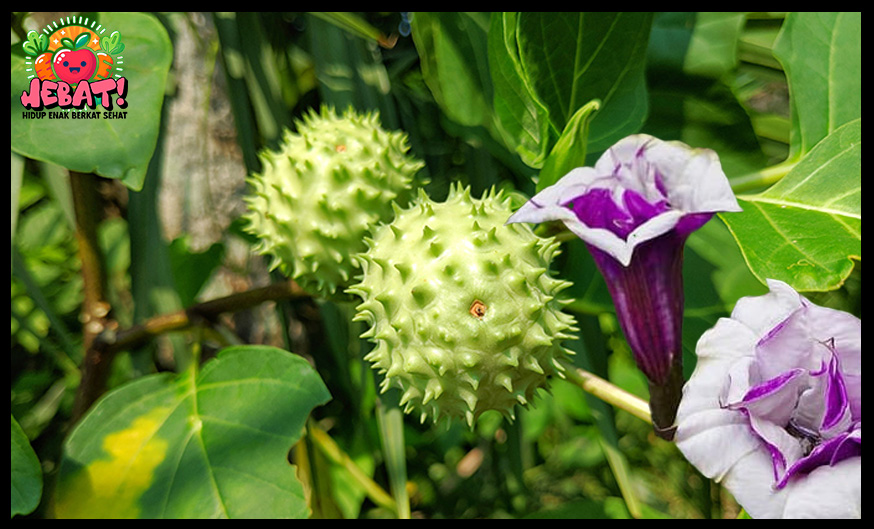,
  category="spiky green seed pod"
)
[348,184,577,427]
[244,106,424,299]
